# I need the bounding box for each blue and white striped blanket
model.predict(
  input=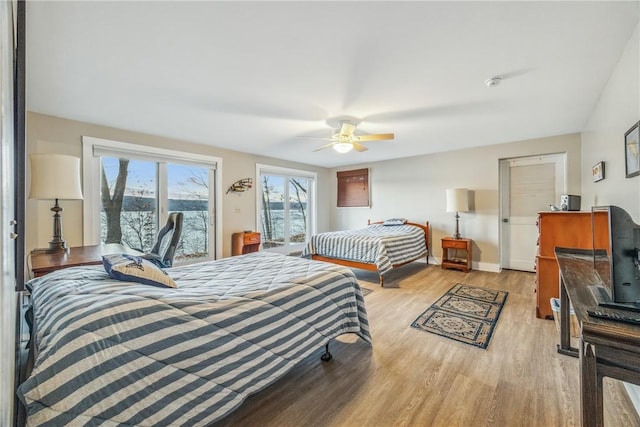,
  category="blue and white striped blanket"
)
[301,224,427,275]
[18,252,371,426]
